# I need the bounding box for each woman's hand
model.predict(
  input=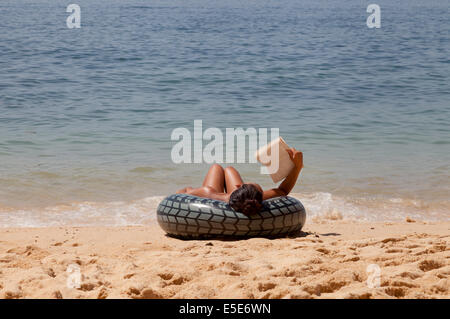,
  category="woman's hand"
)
[287,148,303,169]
